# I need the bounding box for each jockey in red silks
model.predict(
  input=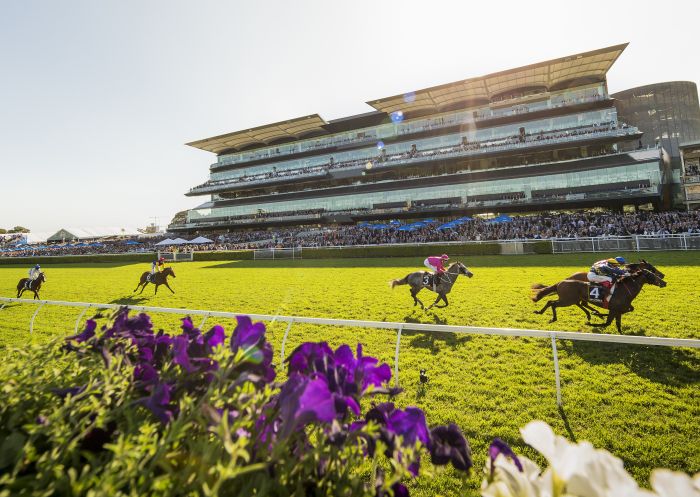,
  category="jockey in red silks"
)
[424,254,449,286]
